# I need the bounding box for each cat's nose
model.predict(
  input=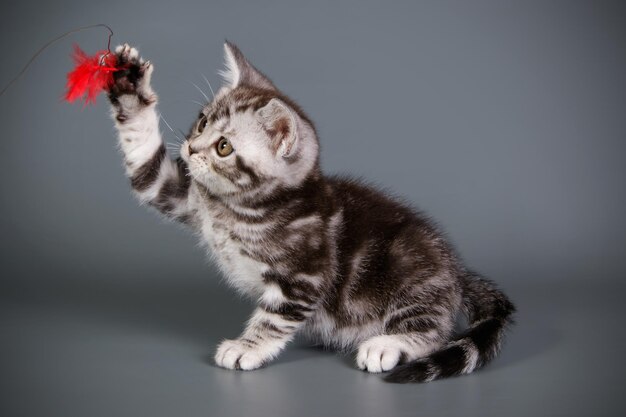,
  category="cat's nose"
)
[188,143,198,155]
